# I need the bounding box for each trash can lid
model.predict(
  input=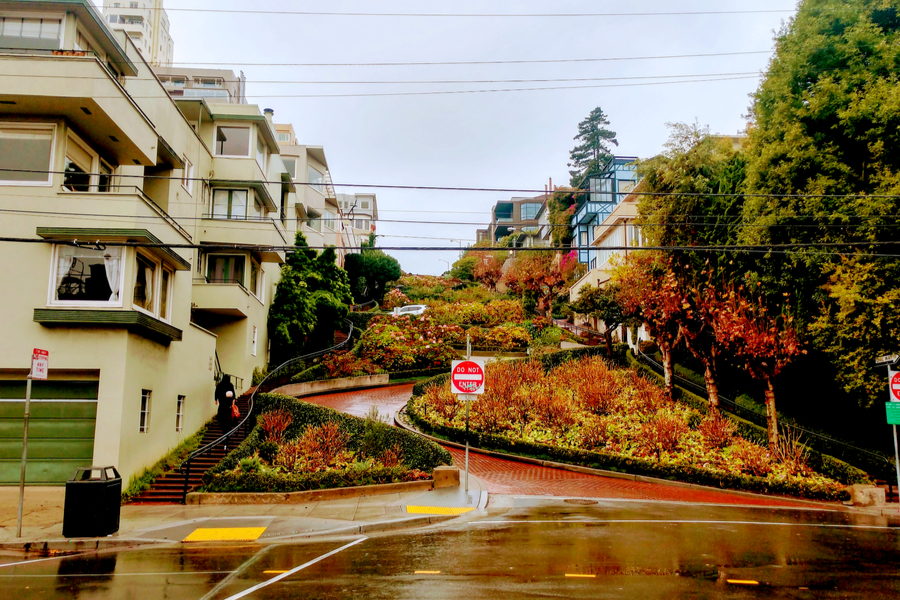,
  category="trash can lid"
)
[69,466,120,482]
